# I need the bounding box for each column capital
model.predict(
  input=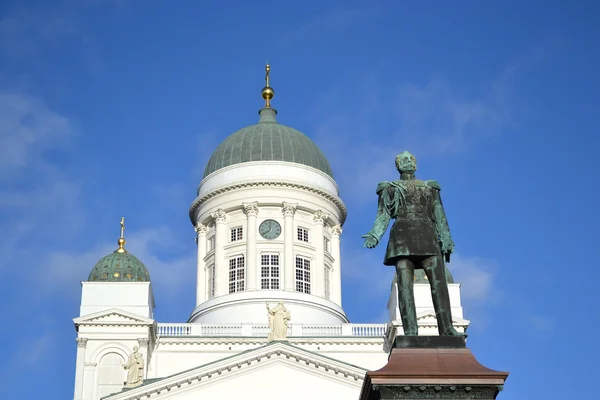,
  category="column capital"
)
[196,223,209,235]
[211,209,228,223]
[330,224,343,236]
[243,202,259,217]
[313,210,329,224]
[138,338,150,347]
[282,202,297,217]
[76,337,88,348]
